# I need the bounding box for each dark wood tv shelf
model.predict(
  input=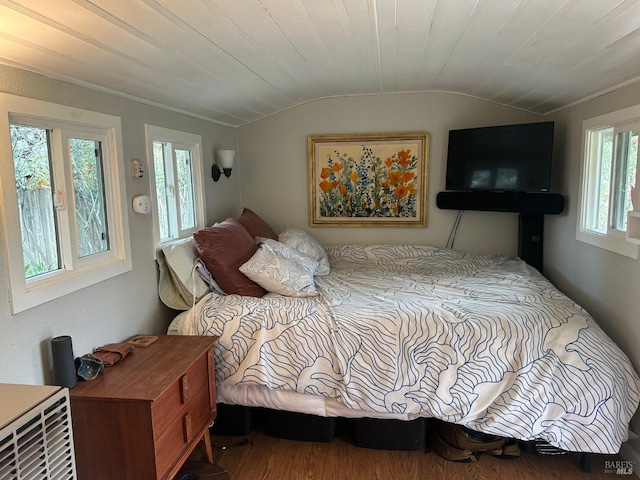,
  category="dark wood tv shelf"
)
[436,191,565,273]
